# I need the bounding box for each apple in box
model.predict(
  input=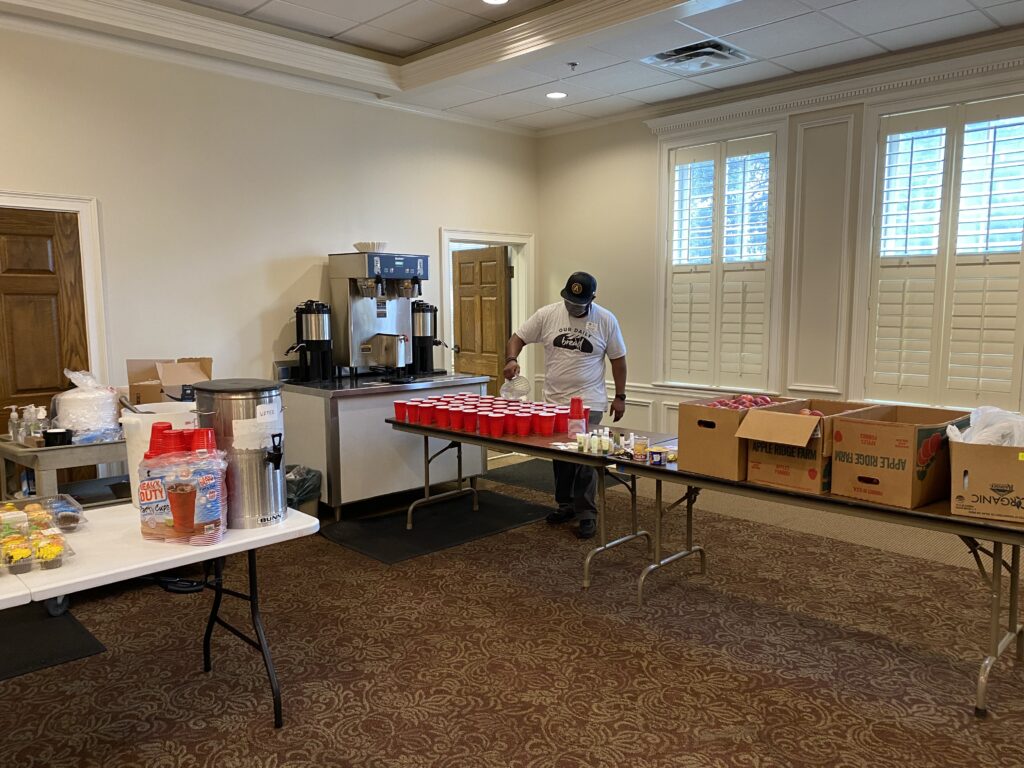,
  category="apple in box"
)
[704,394,779,410]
